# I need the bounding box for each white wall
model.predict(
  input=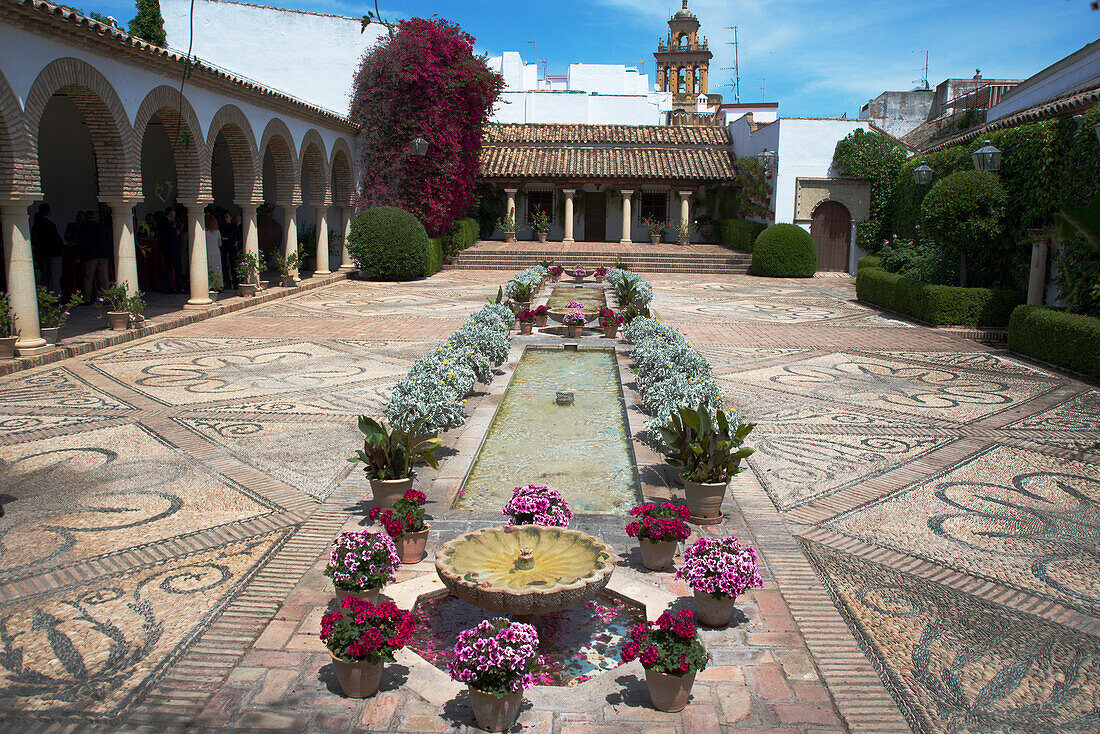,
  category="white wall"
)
[773,119,872,226]
[493,91,671,124]
[163,0,384,116]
